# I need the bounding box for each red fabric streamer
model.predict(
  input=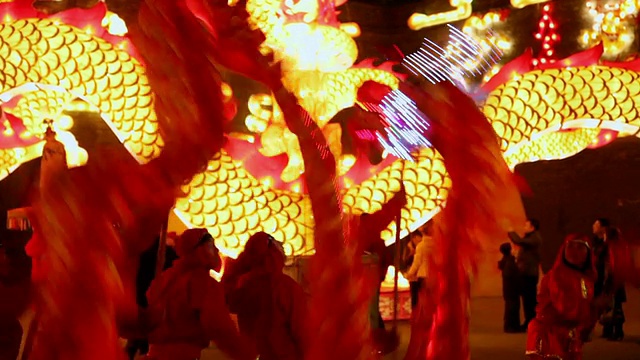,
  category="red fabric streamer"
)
[274,89,376,360]
[402,80,526,360]
[27,0,230,358]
